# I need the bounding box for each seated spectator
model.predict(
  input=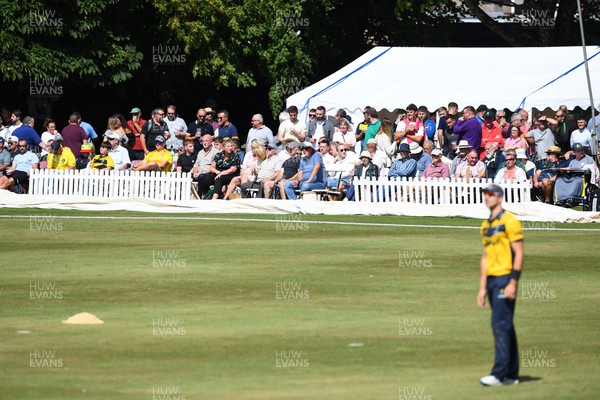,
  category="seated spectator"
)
[495,148,527,173]
[554,143,597,207]
[200,137,241,200]
[327,143,354,191]
[318,138,335,167]
[283,142,326,200]
[332,118,356,147]
[277,138,296,162]
[88,143,114,170]
[0,139,39,191]
[482,142,502,180]
[133,136,172,172]
[534,146,566,203]
[192,134,218,184]
[264,141,301,199]
[240,139,282,198]
[410,142,431,177]
[455,150,485,181]
[78,143,94,169]
[516,148,536,180]
[450,140,471,176]
[213,137,224,152]
[345,151,380,201]
[480,110,503,155]
[364,138,388,171]
[6,136,20,161]
[224,139,266,199]
[232,139,245,164]
[47,141,76,170]
[503,125,528,151]
[0,137,10,176]
[105,132,131,171]
[423,149,450,178]
[570,115,594,155]
[388,143,417,178]
[494,151,527,184]
[176,140,197,173]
